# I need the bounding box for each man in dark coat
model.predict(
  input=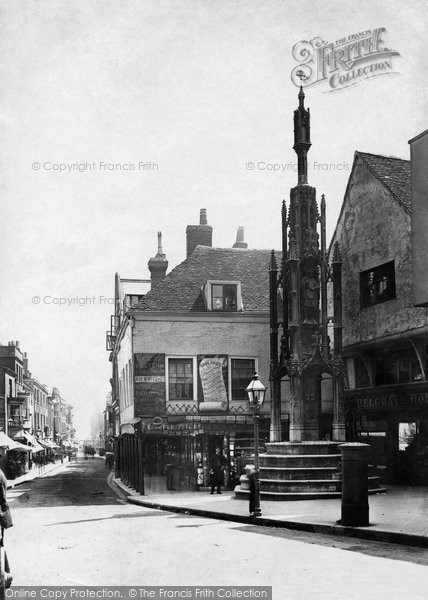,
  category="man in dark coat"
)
[0,467,12,588]
[246,465,256,516]
[209,447,227,494]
